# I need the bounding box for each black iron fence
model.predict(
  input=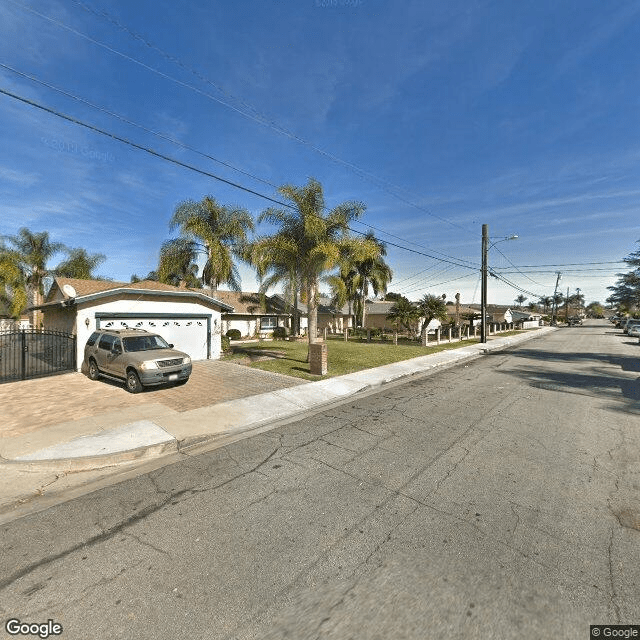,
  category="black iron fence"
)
[0,329,77,383]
